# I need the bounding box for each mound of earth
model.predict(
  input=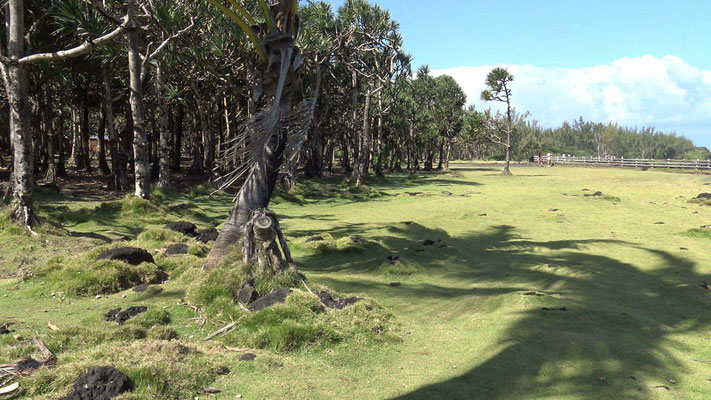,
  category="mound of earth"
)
[196,228,219,243]
[164,221,198,236]
[59,366,132,400]
[105,306,148,325]
[248,288,292,312]
[98,247,154,265]
[165,243,189,255]
[318,291,361,310]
